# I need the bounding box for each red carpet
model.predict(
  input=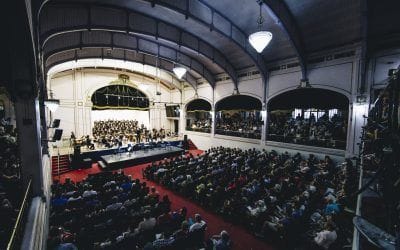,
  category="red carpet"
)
[55,150,275,250]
